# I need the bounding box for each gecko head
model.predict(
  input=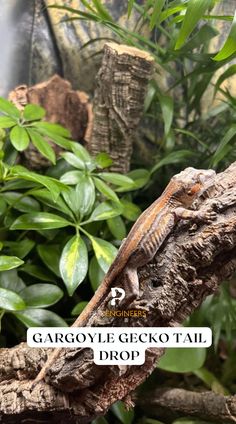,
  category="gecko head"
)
[171,167,216,205]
